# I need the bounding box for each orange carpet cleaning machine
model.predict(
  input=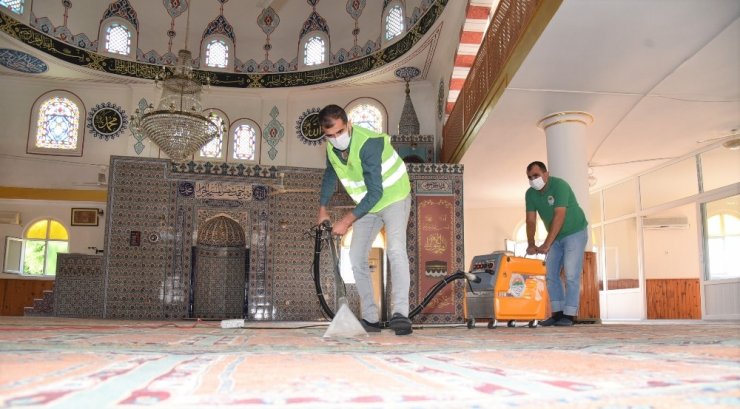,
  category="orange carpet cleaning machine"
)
[464,251,547,328]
